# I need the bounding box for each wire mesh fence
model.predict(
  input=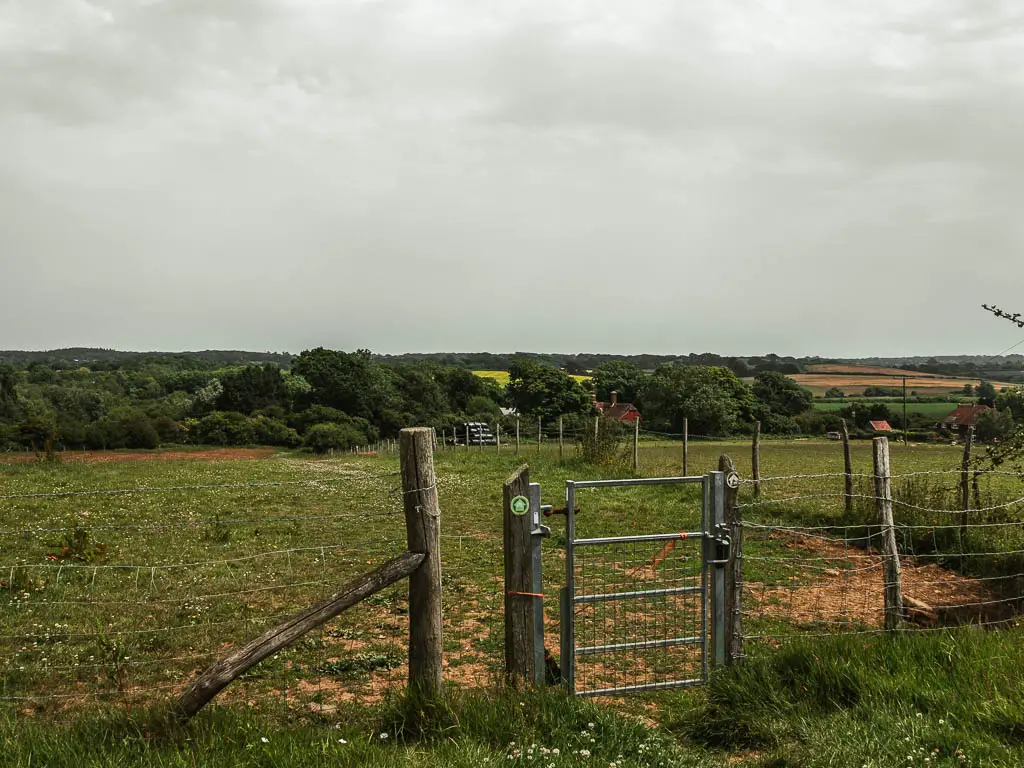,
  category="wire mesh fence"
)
[736,464,1024,652]
[0,454,504,720]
